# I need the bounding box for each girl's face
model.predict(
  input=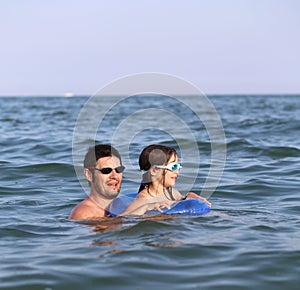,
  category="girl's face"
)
[160,154,180,188]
